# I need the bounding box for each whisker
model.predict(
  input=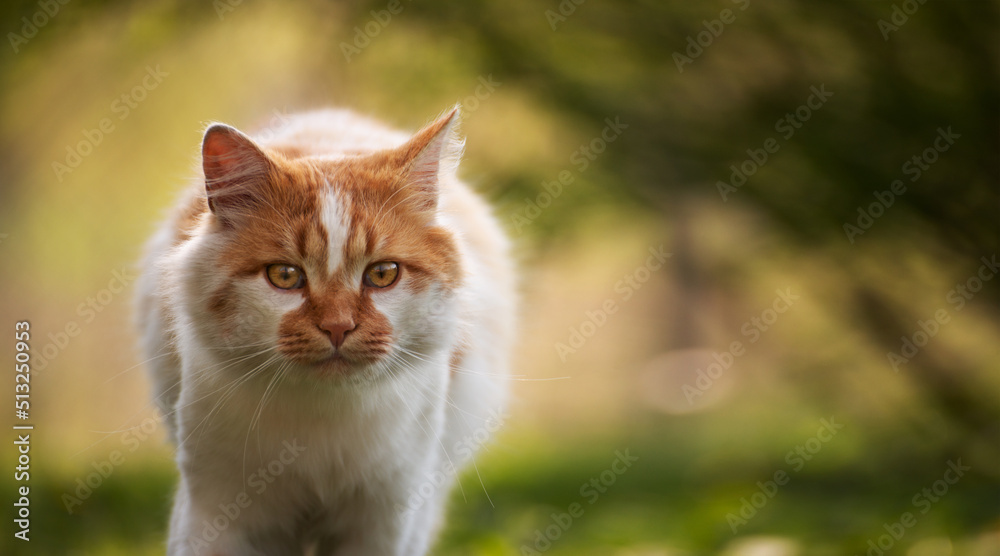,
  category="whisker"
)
[388,346,502,507]
[175,352,281,454]
[71,346,279,458]
[381,350,471,504]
